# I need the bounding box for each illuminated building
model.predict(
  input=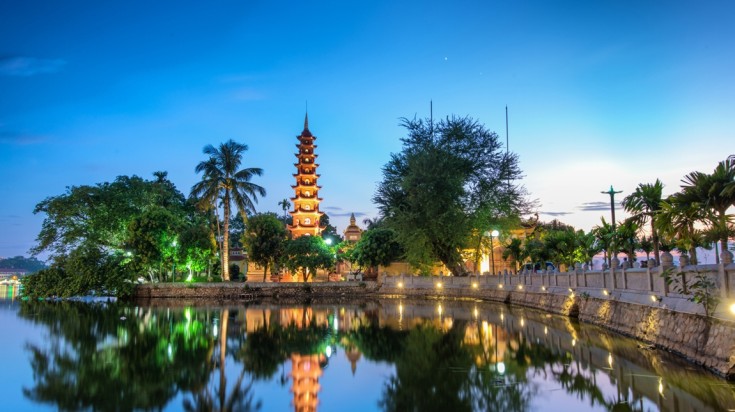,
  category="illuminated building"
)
[342,213,363,242]
[288,114,324,238]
